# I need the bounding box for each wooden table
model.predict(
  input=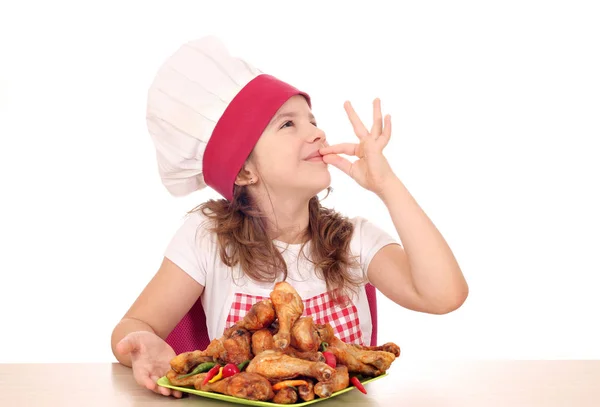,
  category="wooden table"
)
[1,360,598,406]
